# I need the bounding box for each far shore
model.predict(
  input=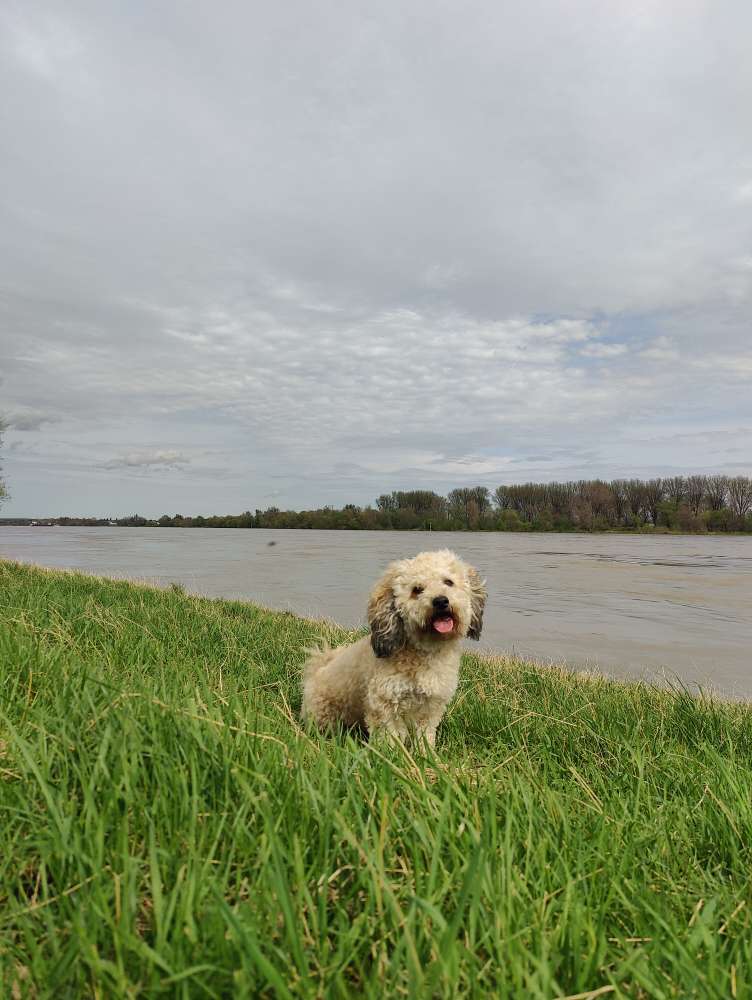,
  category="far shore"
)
[2,519,751,536]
